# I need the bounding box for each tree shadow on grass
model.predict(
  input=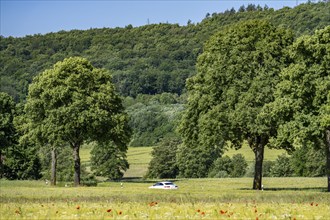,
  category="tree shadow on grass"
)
[240,187,327,192]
